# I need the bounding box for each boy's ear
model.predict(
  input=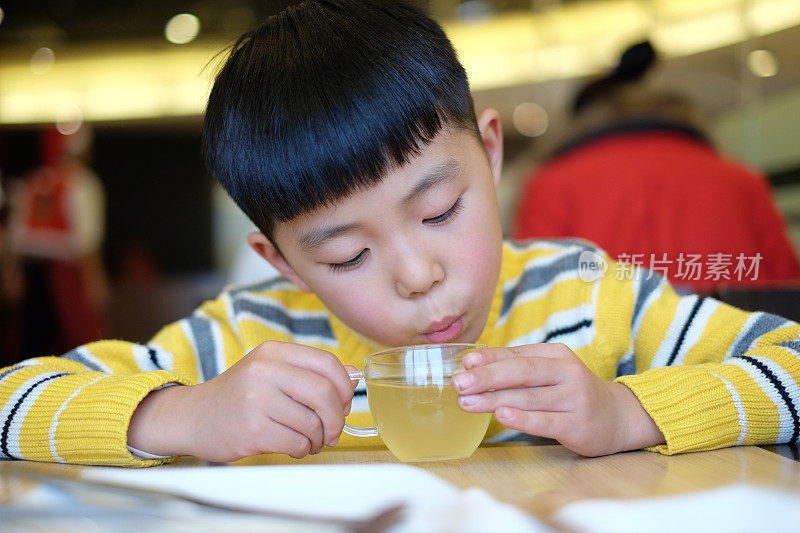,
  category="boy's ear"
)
[247,231,312,292]
[477,108,504,187]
